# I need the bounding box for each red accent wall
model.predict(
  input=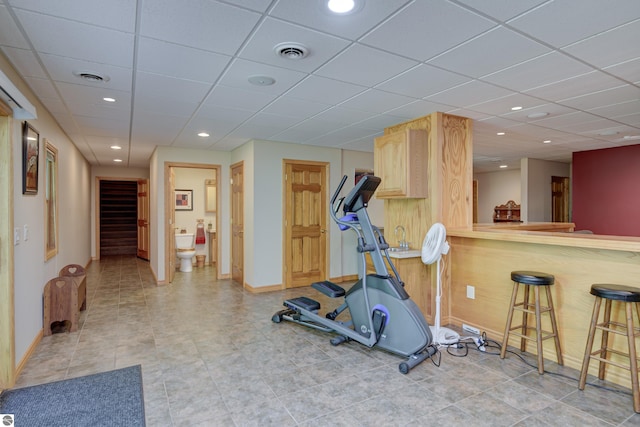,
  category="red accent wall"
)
[572,144,640,236]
